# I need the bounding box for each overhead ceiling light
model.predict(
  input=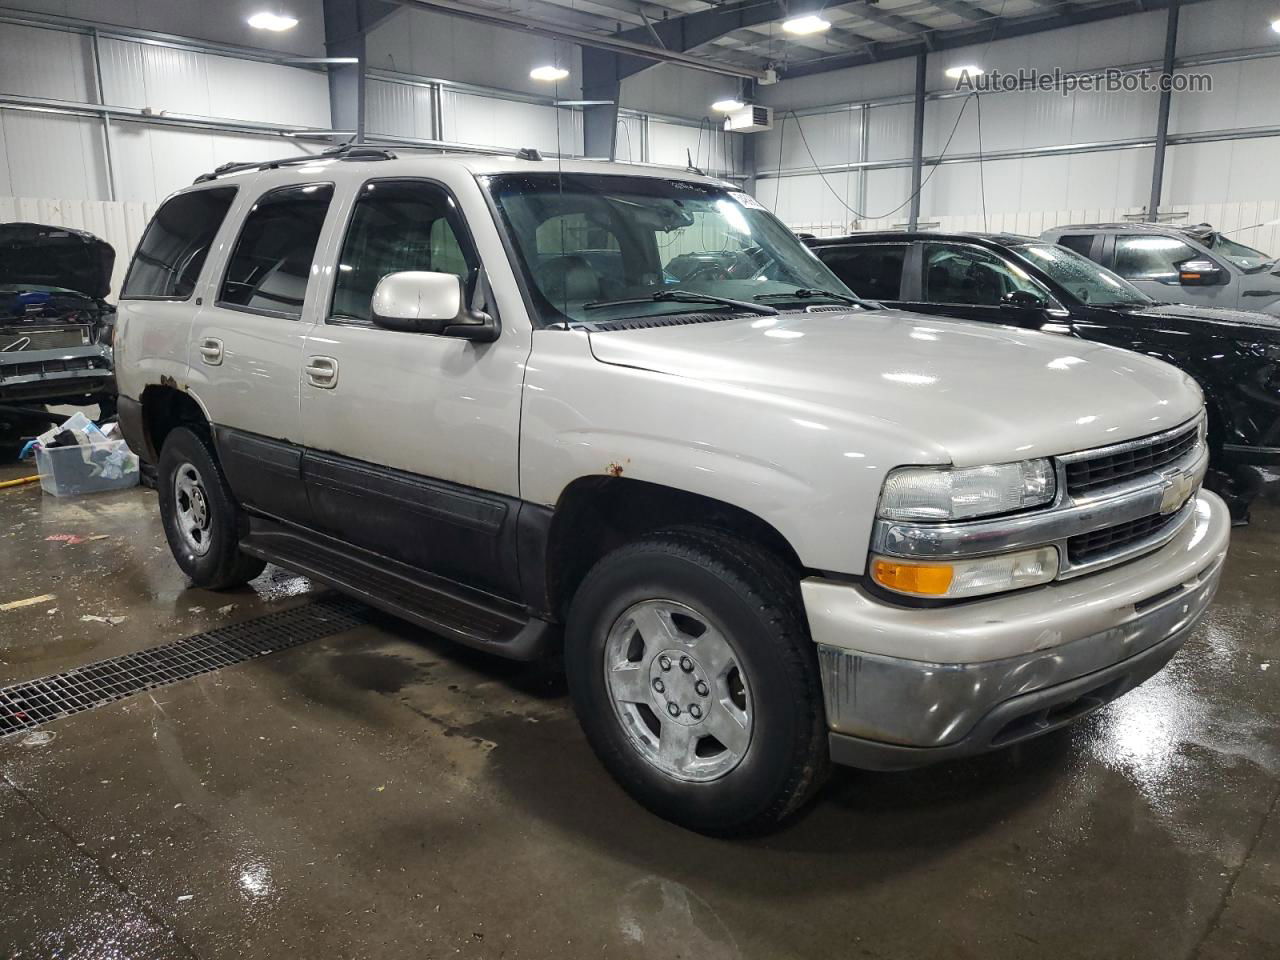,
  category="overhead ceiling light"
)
[782,14,831,35]
[1272,17,1280,33]
[944,64,985,79]
[530,65,570,82]
[712,98,746,112]
[247,11,299,31]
